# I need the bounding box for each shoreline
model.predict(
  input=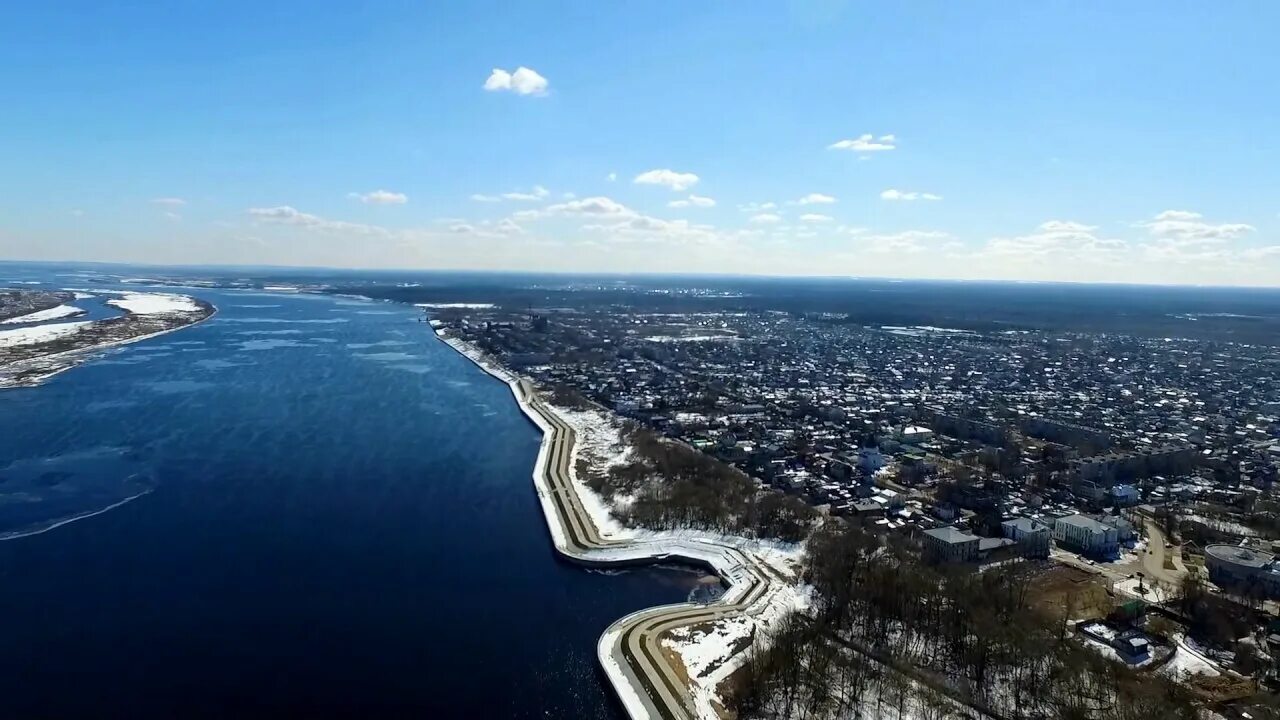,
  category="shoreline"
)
[435,329,801,719]
[0,304,219,389]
